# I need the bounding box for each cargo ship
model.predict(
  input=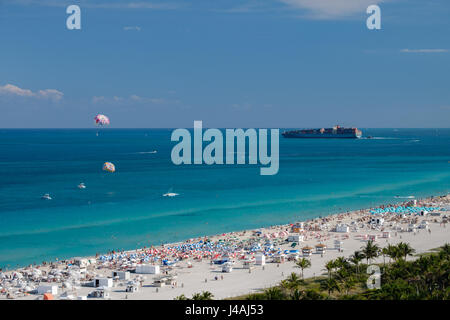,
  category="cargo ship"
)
[282,125,362,139]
